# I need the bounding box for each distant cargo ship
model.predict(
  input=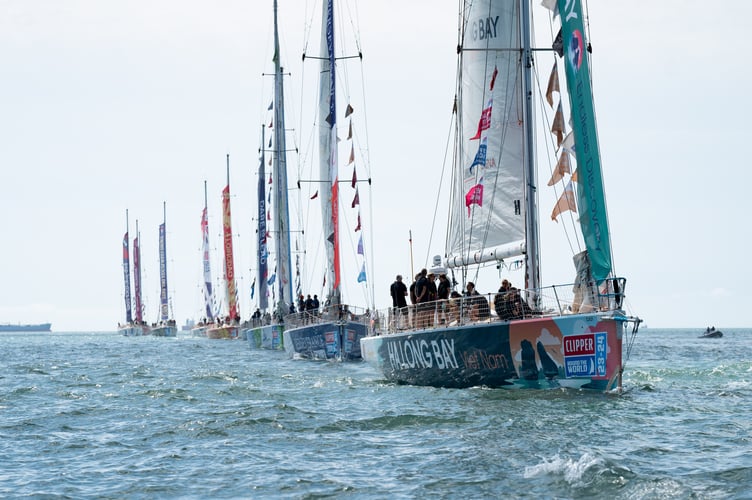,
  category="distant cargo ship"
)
[0,323,52,333]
